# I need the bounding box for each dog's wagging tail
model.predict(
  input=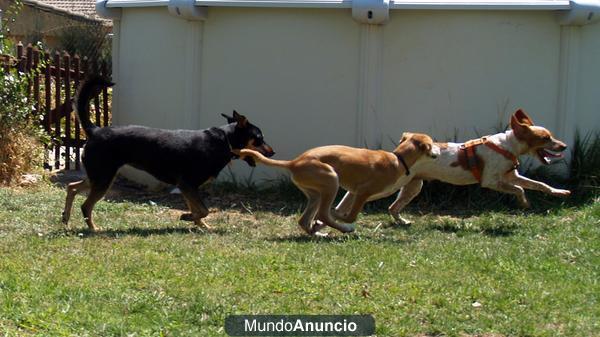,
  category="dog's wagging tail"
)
[74,76,114,136]
[63,76,275,232]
